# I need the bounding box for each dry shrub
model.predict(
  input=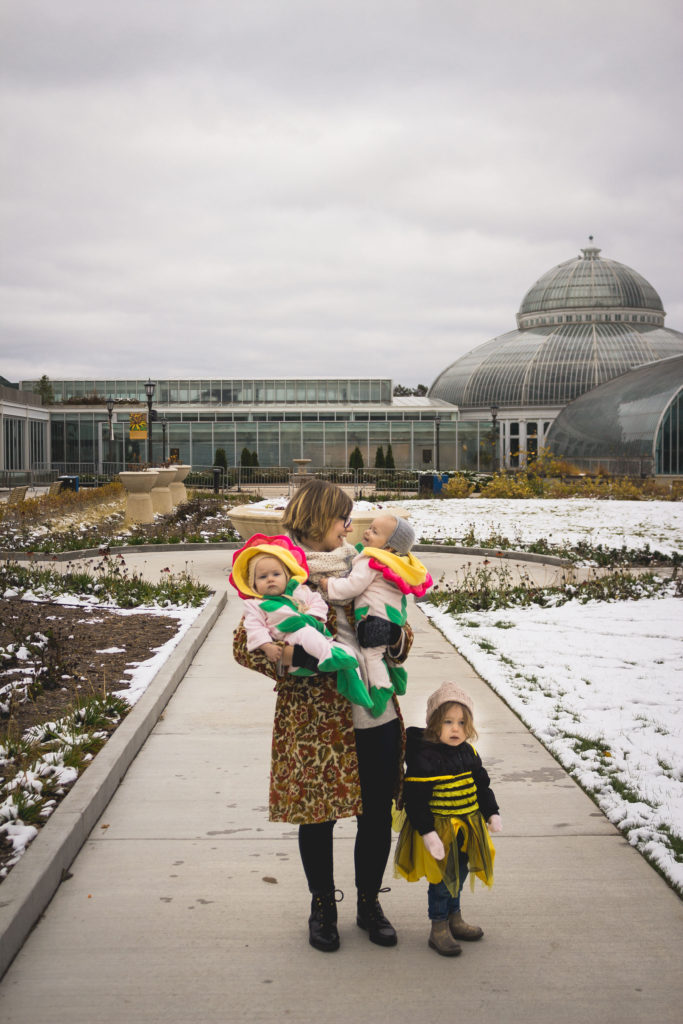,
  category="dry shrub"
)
[442,474,475,499]
[0,483,123,528]
[479,473,537,498]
